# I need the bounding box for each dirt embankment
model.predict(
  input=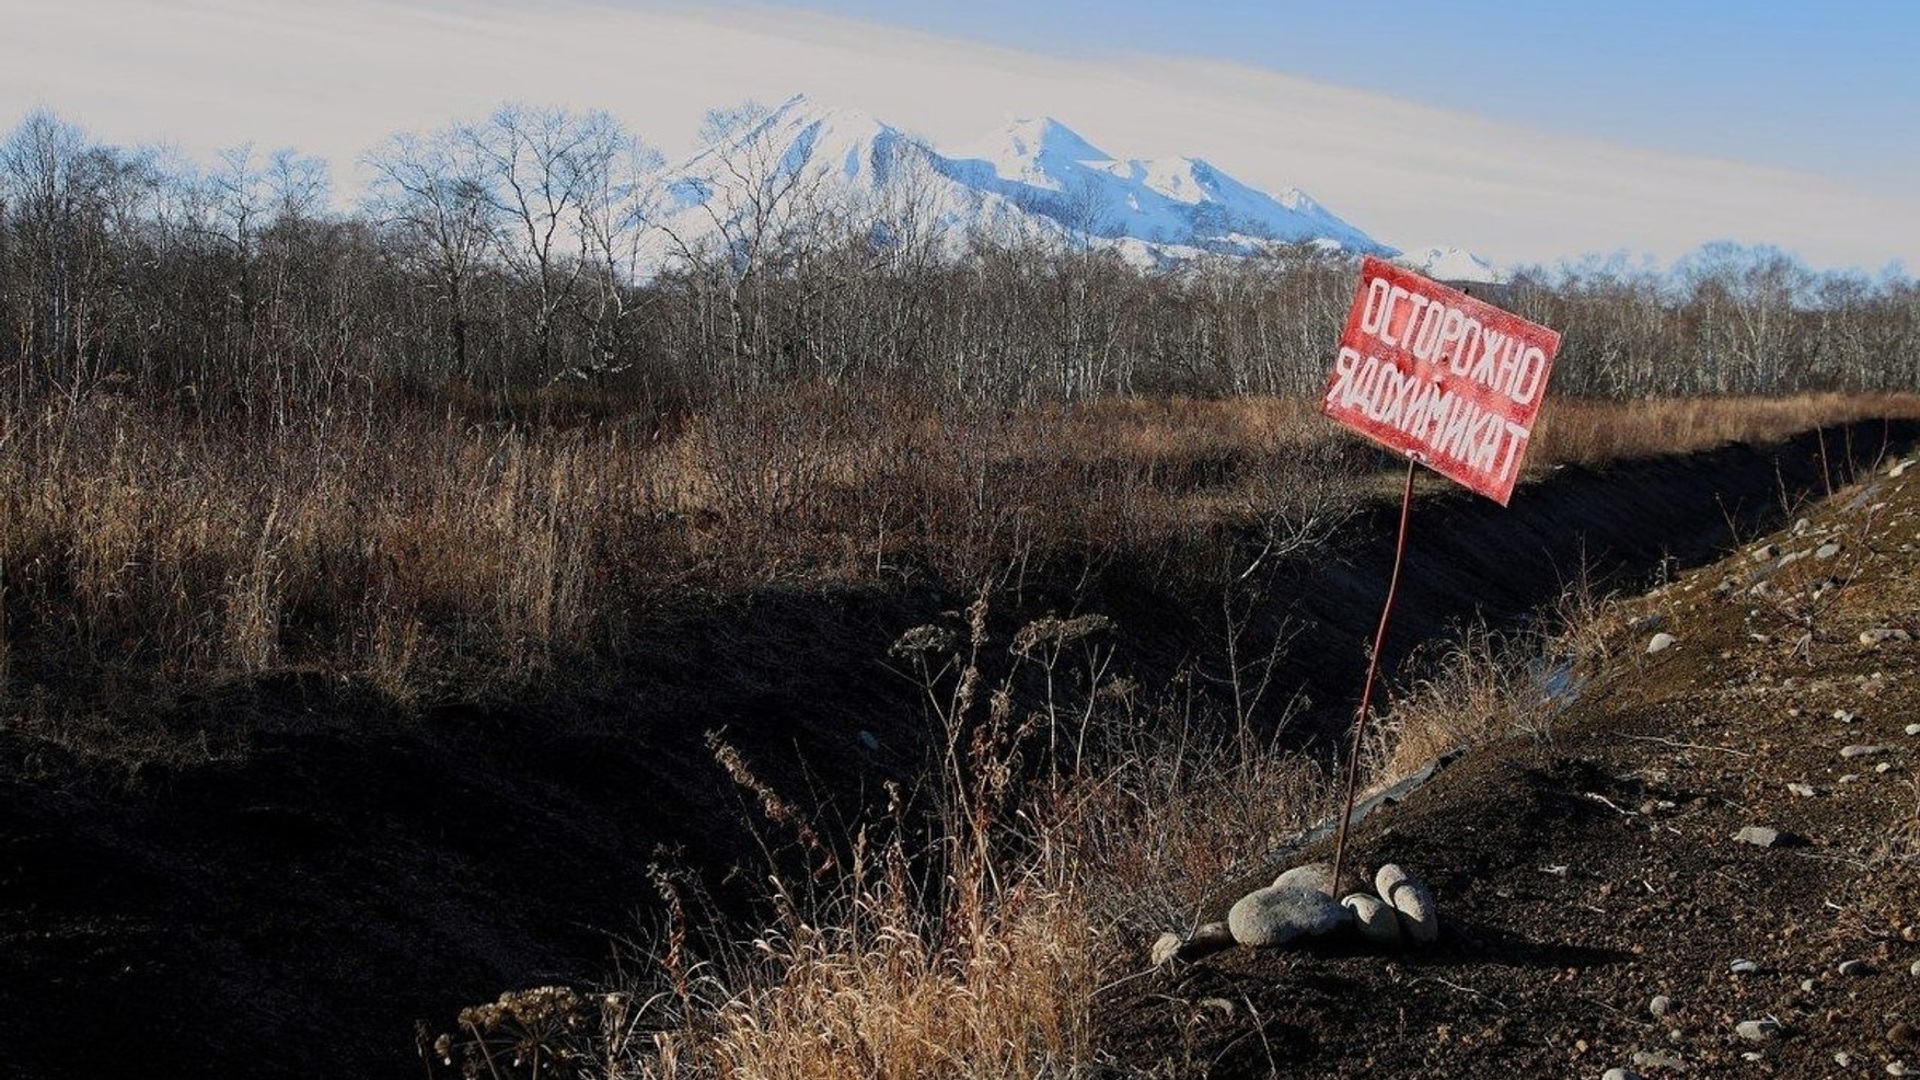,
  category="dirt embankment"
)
[1113,433,1920,1079]
[0,421,1910,1079]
